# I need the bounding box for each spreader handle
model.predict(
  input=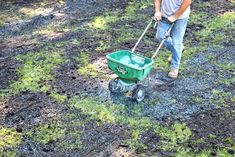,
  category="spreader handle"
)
[151,23,174,60]
[131,18,155,53]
